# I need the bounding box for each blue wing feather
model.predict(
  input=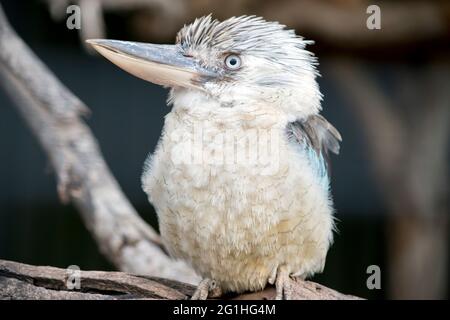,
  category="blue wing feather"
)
[286,114,341,181]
